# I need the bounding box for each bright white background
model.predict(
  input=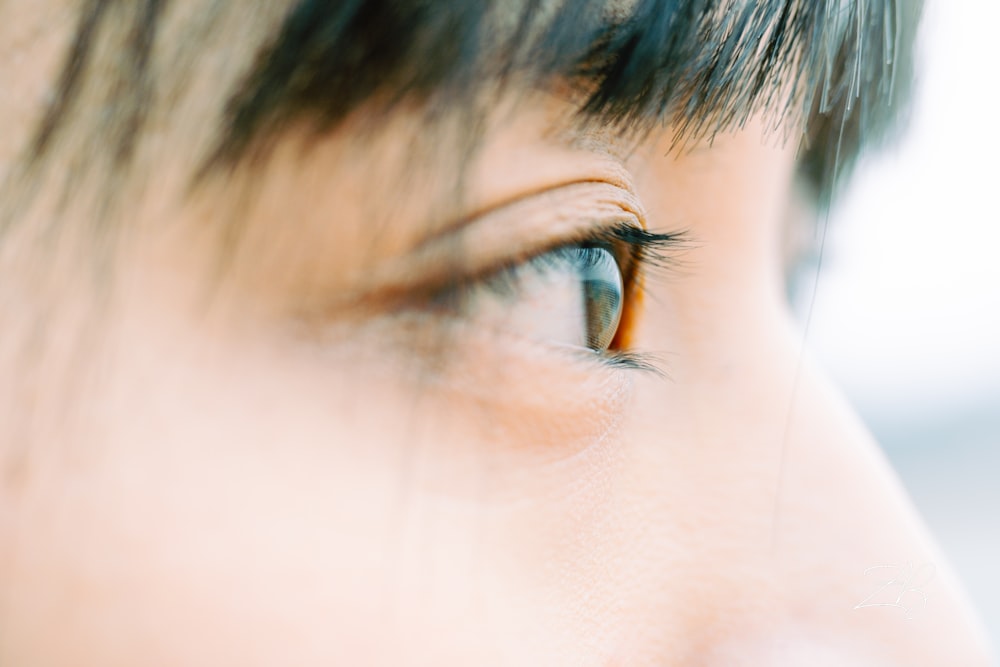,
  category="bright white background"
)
[806,0,1000,648]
